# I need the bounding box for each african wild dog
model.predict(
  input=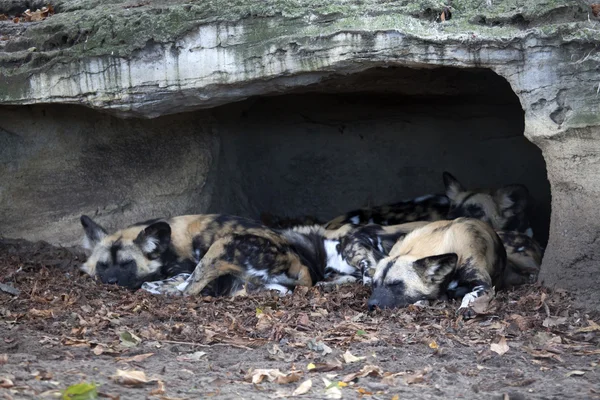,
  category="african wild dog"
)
[324,194,449,230]
[80,214,267,290]
[330,221,540,289]
[496,231,543,288]
[330,222,430,285]
[443,172,533,236]
[180,224,358,296]
[81,214,355,295]
[324,172,534,236]
[368,218,507,318]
